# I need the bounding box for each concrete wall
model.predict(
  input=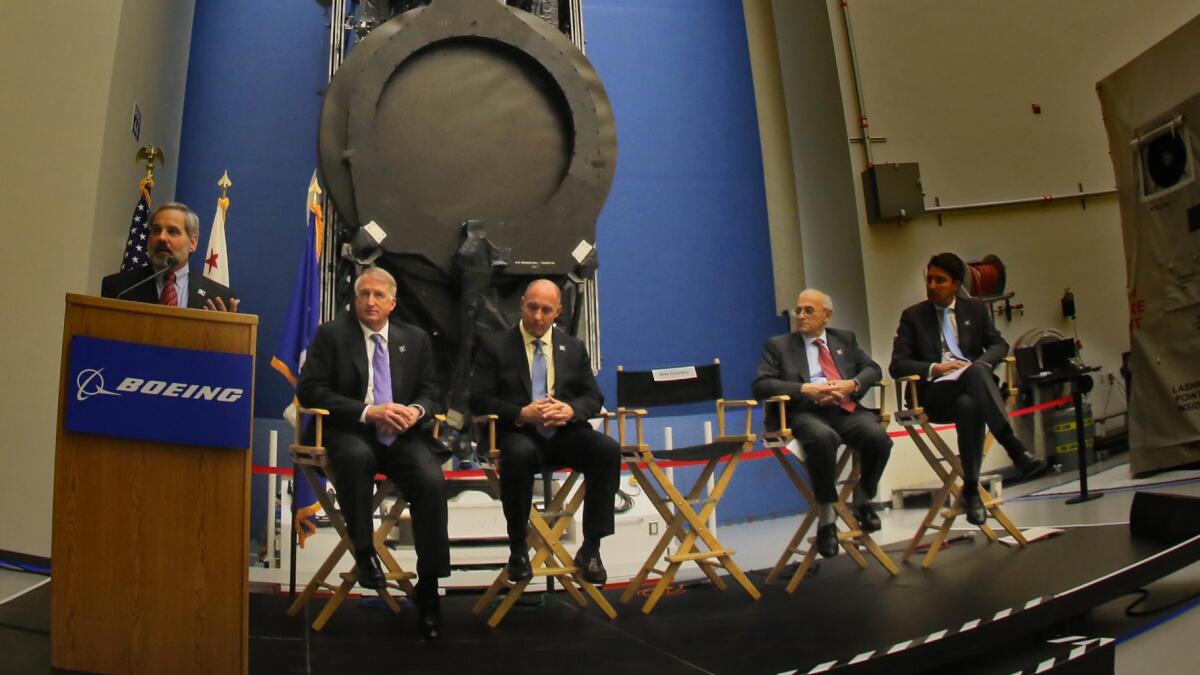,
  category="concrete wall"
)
[754,0,1199,496]
[0,0,194,557]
